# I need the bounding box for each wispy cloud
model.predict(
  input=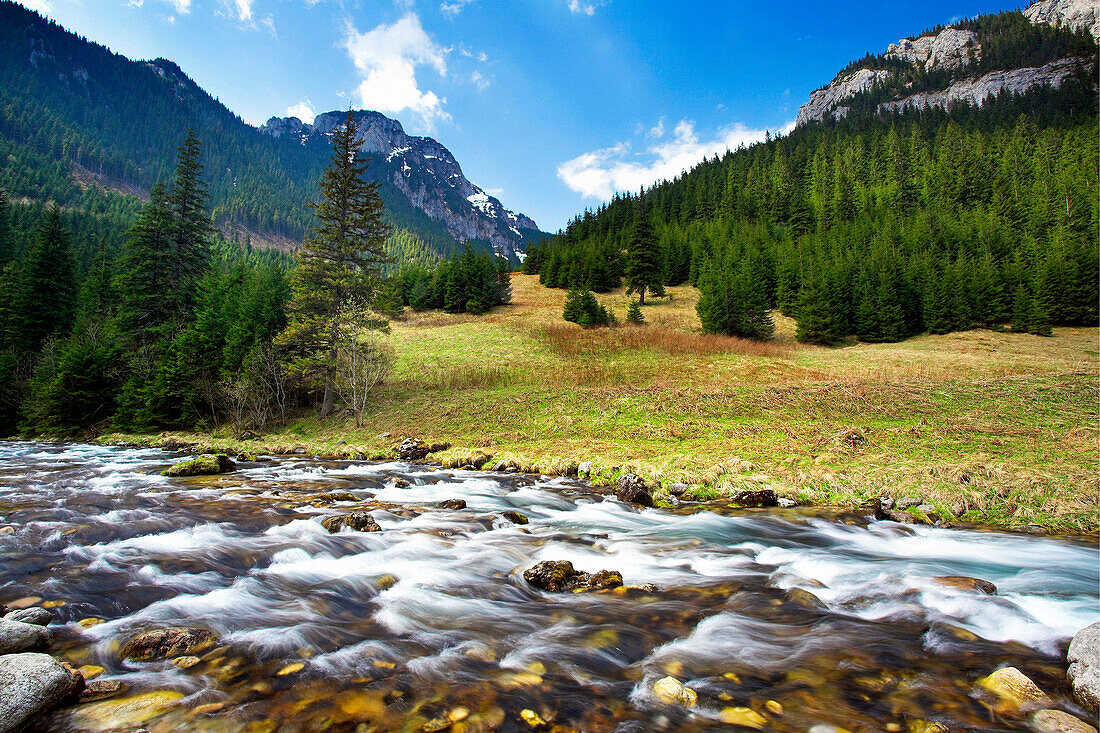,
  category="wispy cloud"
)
[440,0,475,16]
[342,13,450,132]
[20,0,51,12]
[470,70,489,91]
[233,0,251,21]
[558,118,794,200]
[568,0,596,15]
